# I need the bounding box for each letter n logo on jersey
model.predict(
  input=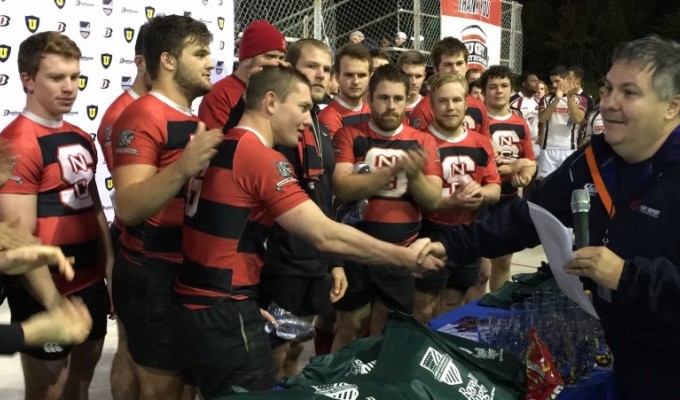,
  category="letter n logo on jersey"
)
[78,75,88,91]
[374,154,398,169]
[54,0,65,9]
[0,45,11,63]
[145,6,155,21]
[105,177,114,191]
[101,53,112,69]
[217,17,225,31]
[124,27,135,43]
[499,136,514,147]
[86,105,99,121]
[25,16,40,33]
